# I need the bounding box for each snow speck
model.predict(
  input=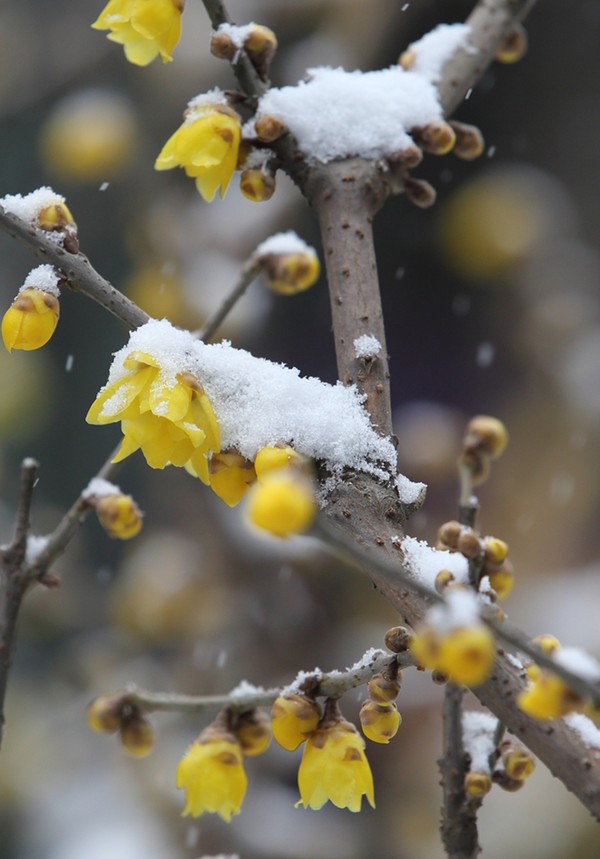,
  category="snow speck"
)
[19,264,61,297]
[406,23,474,83]
[1,186,66,225]
[99,181,110,191]
[83,477,121,499]
[487,145,497,159]
[229,679,267,701]
[401,535,469,589]
[563,712,600,750]
[462,710,498,772]
[25,534,49,565]
[465,87,473,100]
[254,230,315,258]
[506,652,525,672]
[476,341,495,368]
[65,354,74,372]
[353,334,382,360]
[255,64,444,164]
[401,3,410,10]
